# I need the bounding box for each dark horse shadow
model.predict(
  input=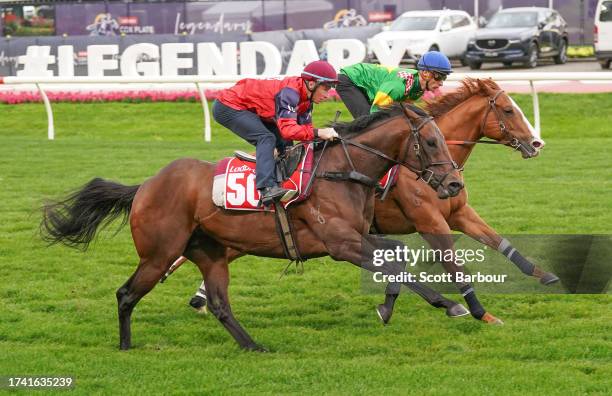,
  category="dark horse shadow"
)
[41,103,465,351]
